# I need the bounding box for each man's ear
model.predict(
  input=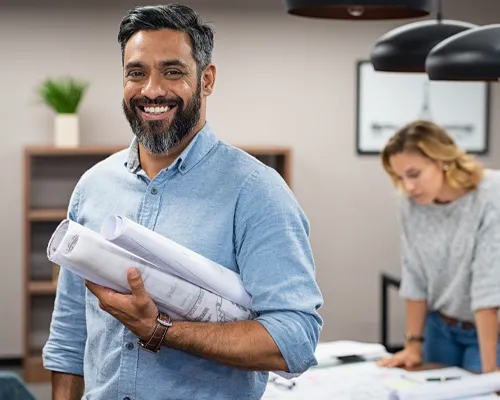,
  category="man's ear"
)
[201,64,216,96]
